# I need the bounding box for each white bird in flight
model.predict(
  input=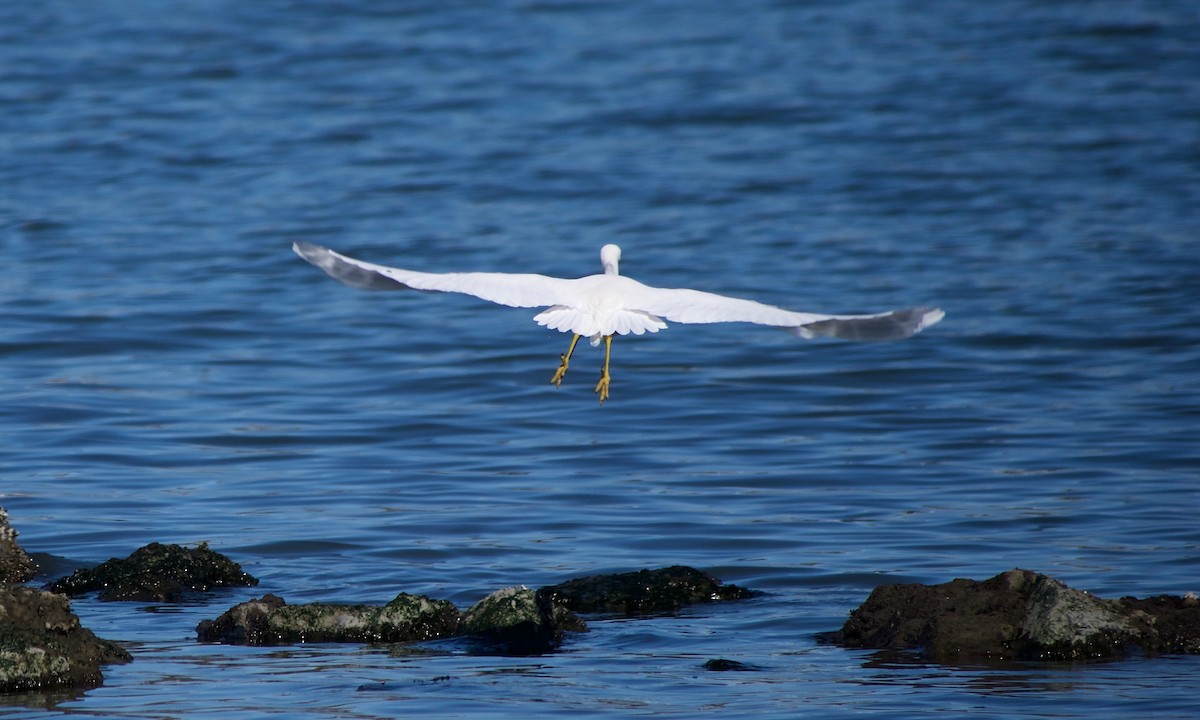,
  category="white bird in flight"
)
[293,242,944,404]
